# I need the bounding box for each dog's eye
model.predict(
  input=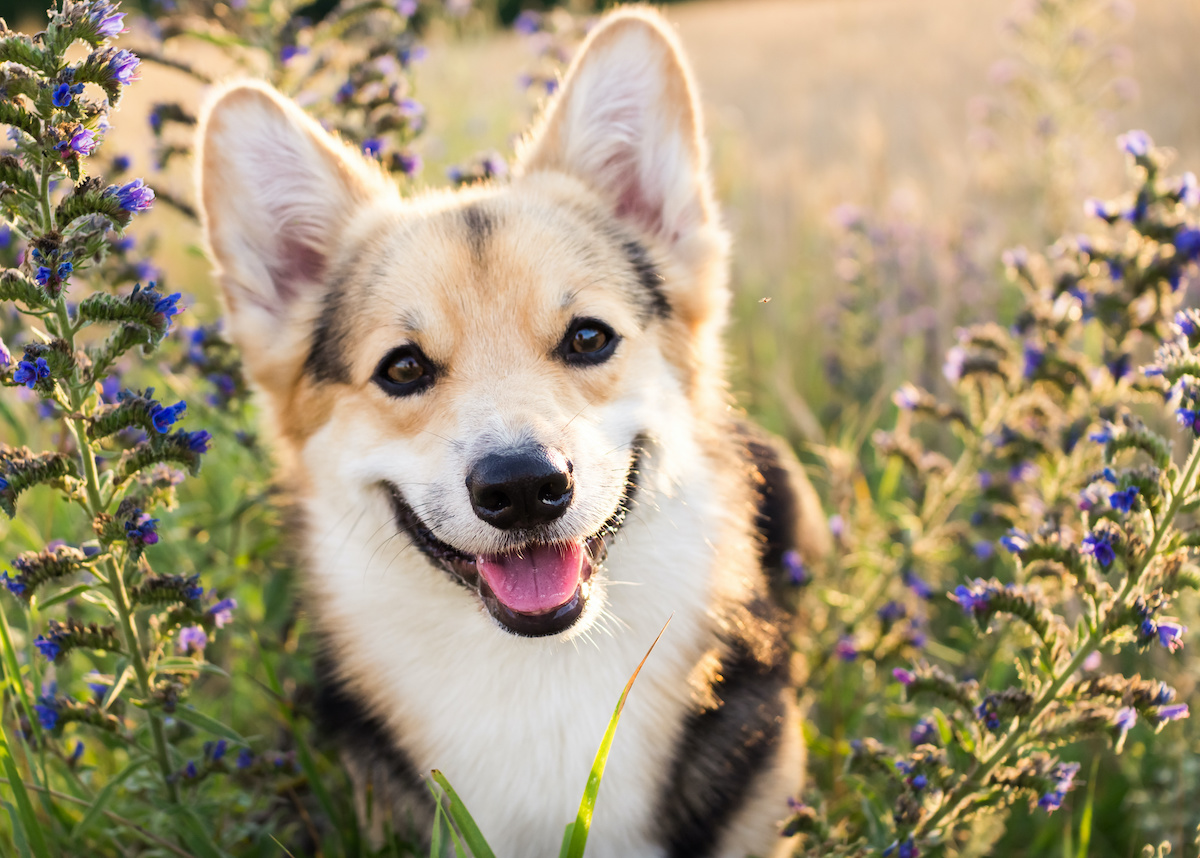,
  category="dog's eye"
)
[560,318,618,366]
[374,346,435,396]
